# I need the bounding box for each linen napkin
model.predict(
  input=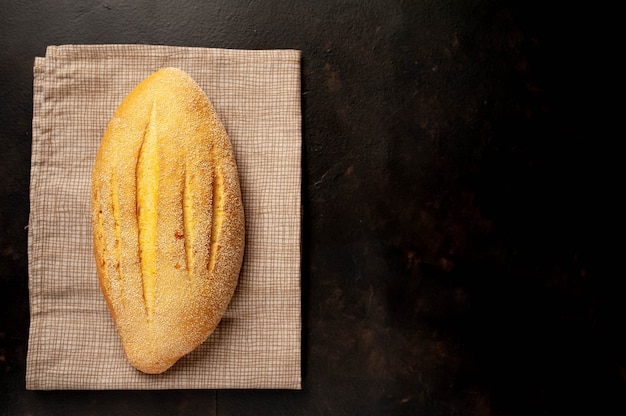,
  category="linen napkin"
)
[26,44,301,390]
